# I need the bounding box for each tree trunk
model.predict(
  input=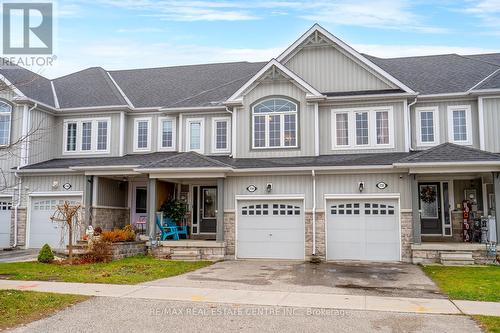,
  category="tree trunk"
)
[68,218,73,263]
